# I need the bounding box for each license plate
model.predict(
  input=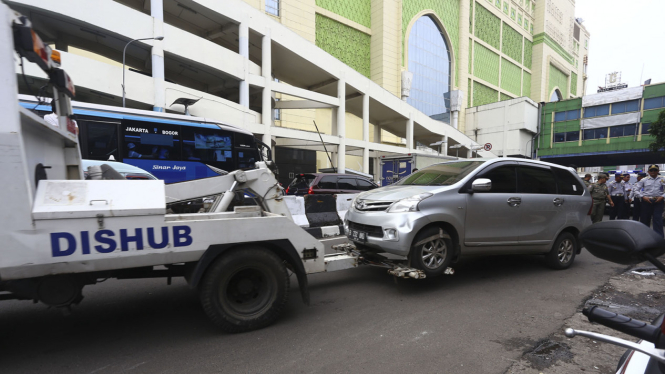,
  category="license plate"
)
[347,229,368,242]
